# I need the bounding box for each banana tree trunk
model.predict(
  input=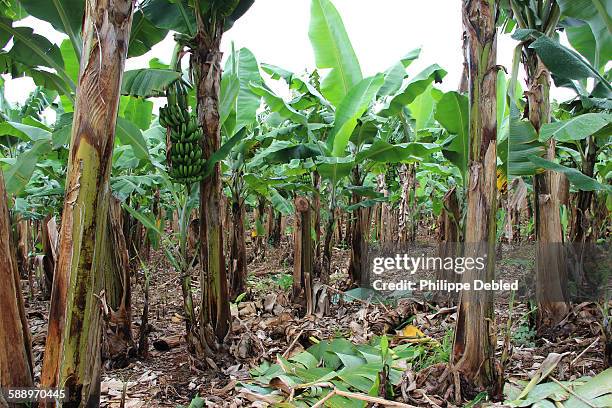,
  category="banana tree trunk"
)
[222,193,232,256]
[376,173,393,244]
[348,168,369,285]
[293,196,313,314]
[507,178,528,243]
[40,215,58,299]
[334,207,343,244]
[398,164,416,242]
[16,216,29,278]
[193,22,230,346]
[253,198,266,261]
[322,199,335,283]
[123,199,142,261]
[452,0,501,399]
[0,171,33,394]
[229,198,247,300]
[177,196,199,354]
[101,197,133,367]
[40,1,134,405]
[265,206,274,241]
[436,187,461,301]
[525,51,569,329]
[570,137,597,243]
[312,171,322,275]
[270,210,282,247]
